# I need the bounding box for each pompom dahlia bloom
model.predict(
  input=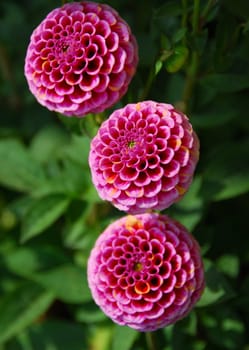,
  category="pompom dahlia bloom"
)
[89,101,199,213]
[24,2,138,117]
[87,213,205,331]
